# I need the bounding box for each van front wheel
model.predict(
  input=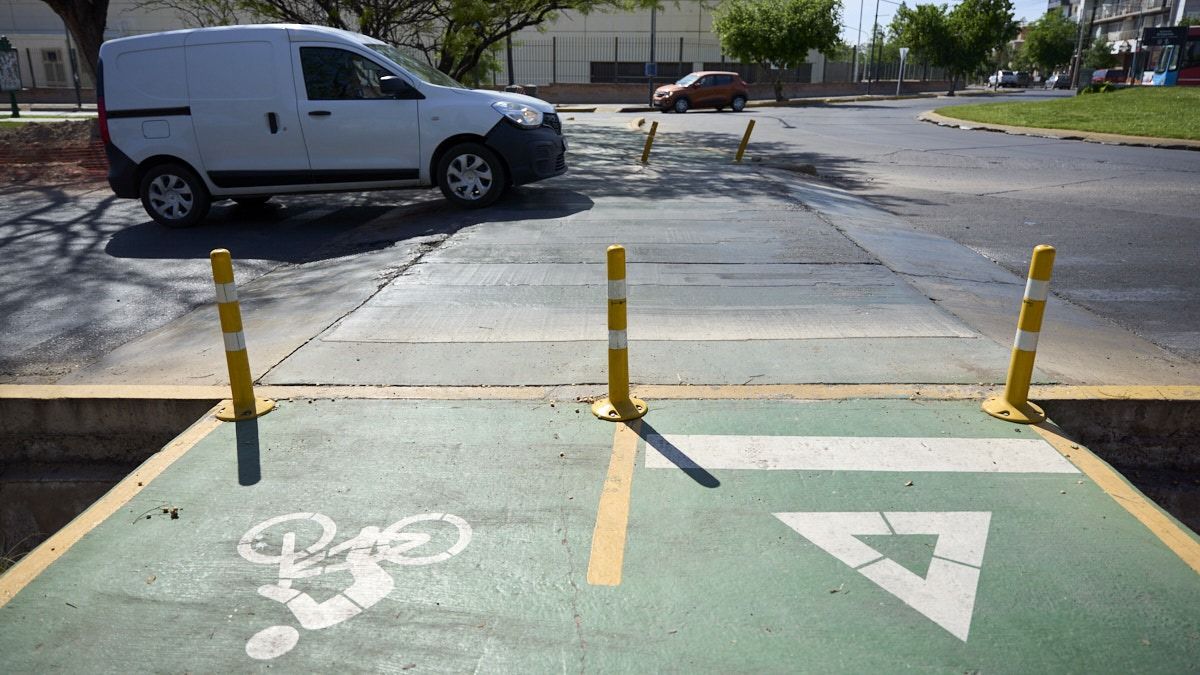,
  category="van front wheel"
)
[437,143,506,208]
[140,163,211,228]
